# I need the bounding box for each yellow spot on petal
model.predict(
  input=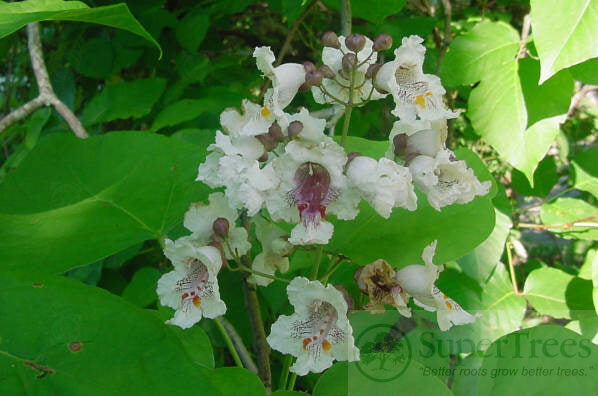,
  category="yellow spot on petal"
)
[322,339,332,353]
[192,295,202,307]
[443,294,449,300]
[261,106,270,117]
[425,91,432,96]
[414,95,426,108]
[445,301,453,310]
